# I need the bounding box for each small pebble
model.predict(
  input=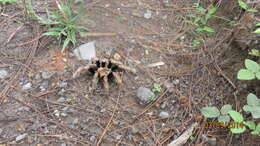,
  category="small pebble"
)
[57,97,66,103]
[116,135,122,140]
[159,111,170,119]
[22,82,32,90]
[41,71,55,79]
[90,135,96,142]
[16,133,28,142]
[0,69,8,79]
[144,10,152,19]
